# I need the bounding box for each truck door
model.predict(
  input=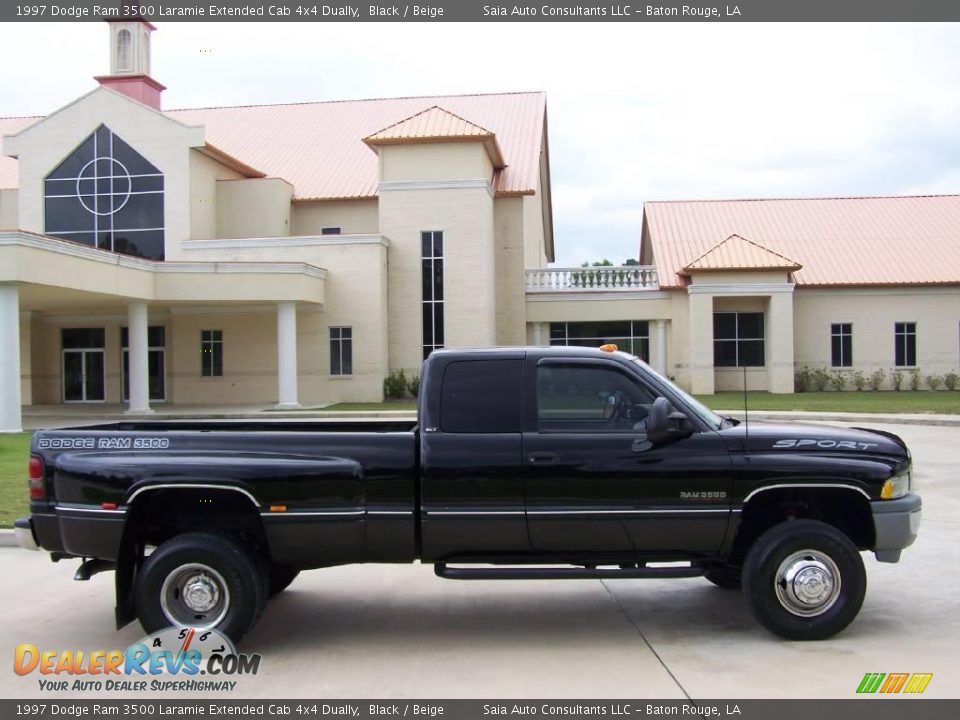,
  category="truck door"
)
[522,357,733,558]
[419,355,529,561]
